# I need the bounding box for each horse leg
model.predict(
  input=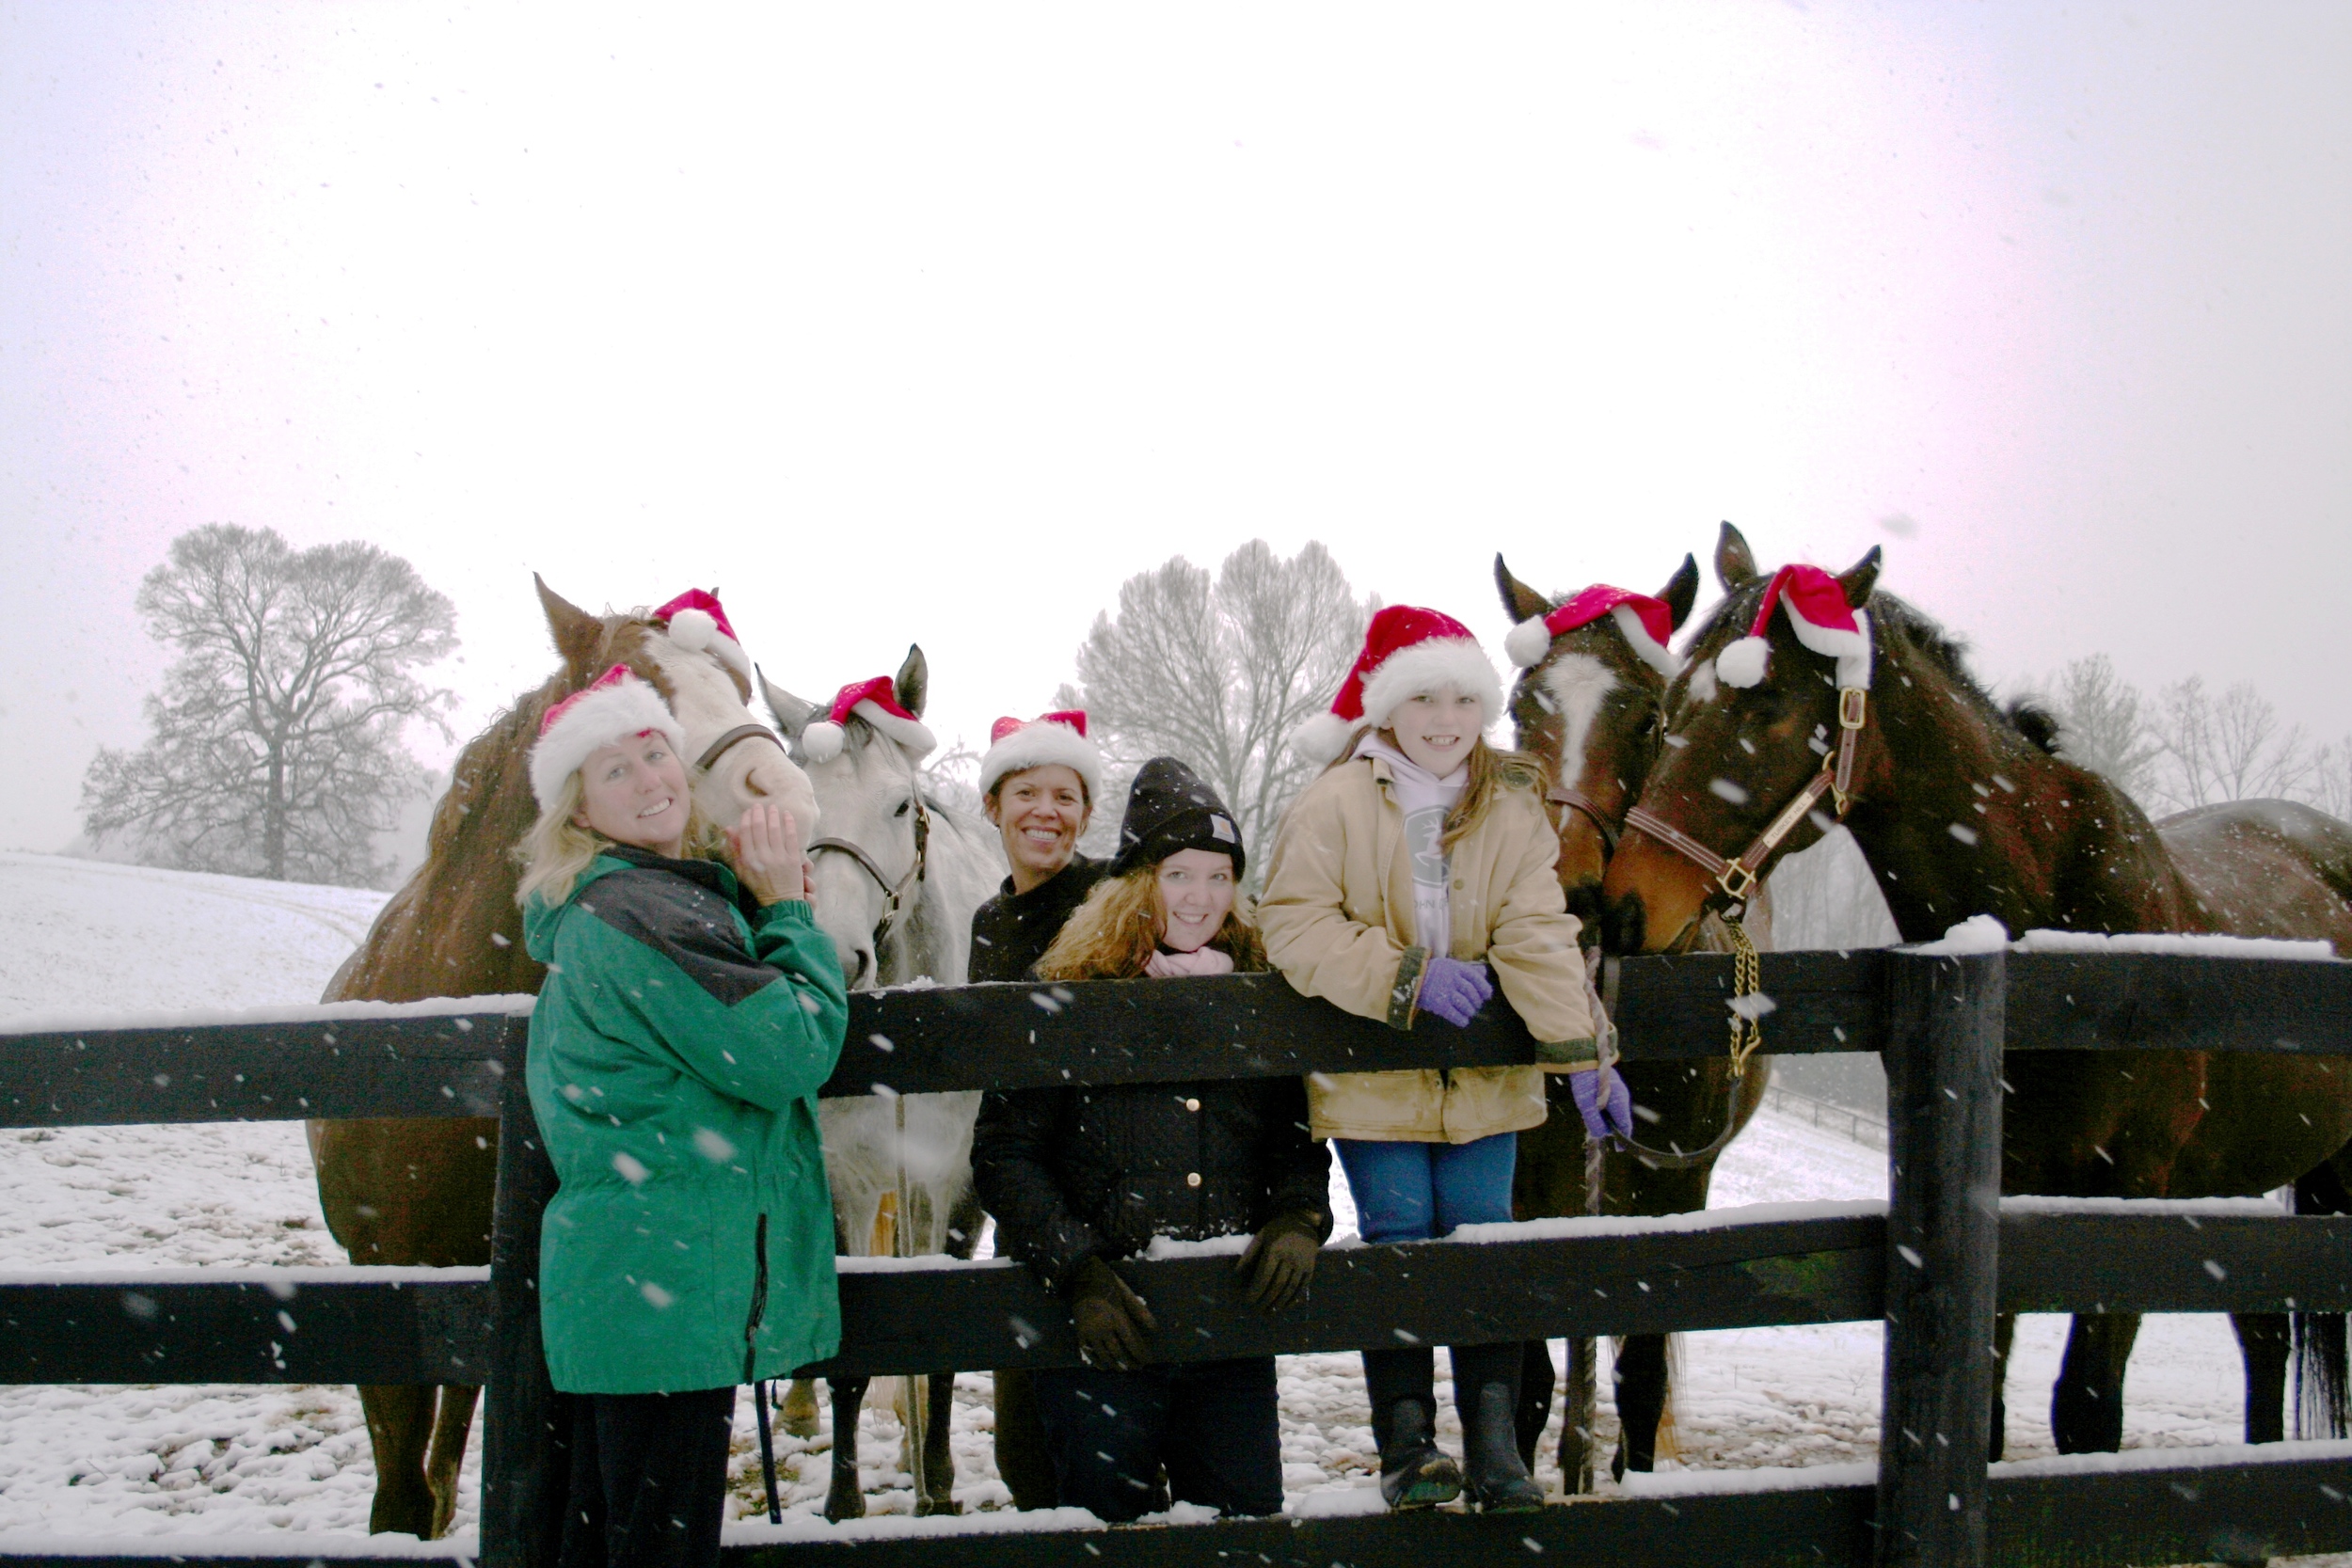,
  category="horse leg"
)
[2051,1312,2141,1453]
[1556,1338,1598,1495]
[1990,1313,2016,1462]
[780,1378,823,1439]
[825,1375,870,1522]
[358,1385,439,1536]
[1515,1340,1555,1473]
[1610,1333,1670,1481]
[2233,1313,2291,1446]
[914,1371,961,1516]
[423,1384,481,1539]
